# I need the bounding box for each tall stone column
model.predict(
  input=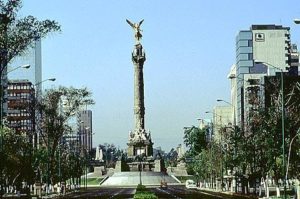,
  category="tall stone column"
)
[133,44,145,130]
[126,19,153,158]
